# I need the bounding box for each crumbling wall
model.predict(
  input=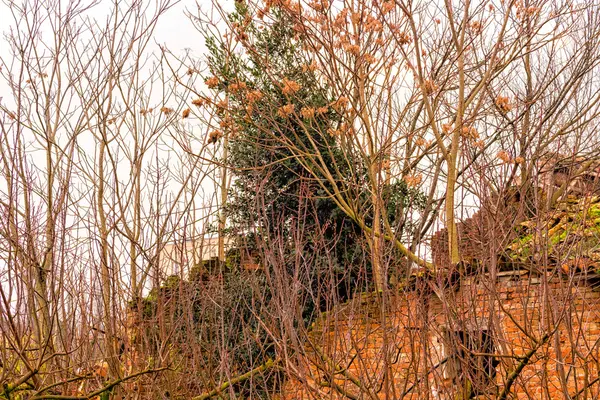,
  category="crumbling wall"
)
[282,273,600,399]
